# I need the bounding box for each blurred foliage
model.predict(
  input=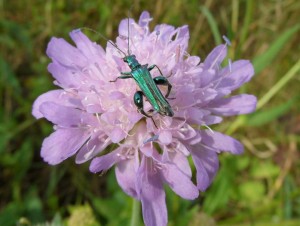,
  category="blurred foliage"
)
[1,0,300,225]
